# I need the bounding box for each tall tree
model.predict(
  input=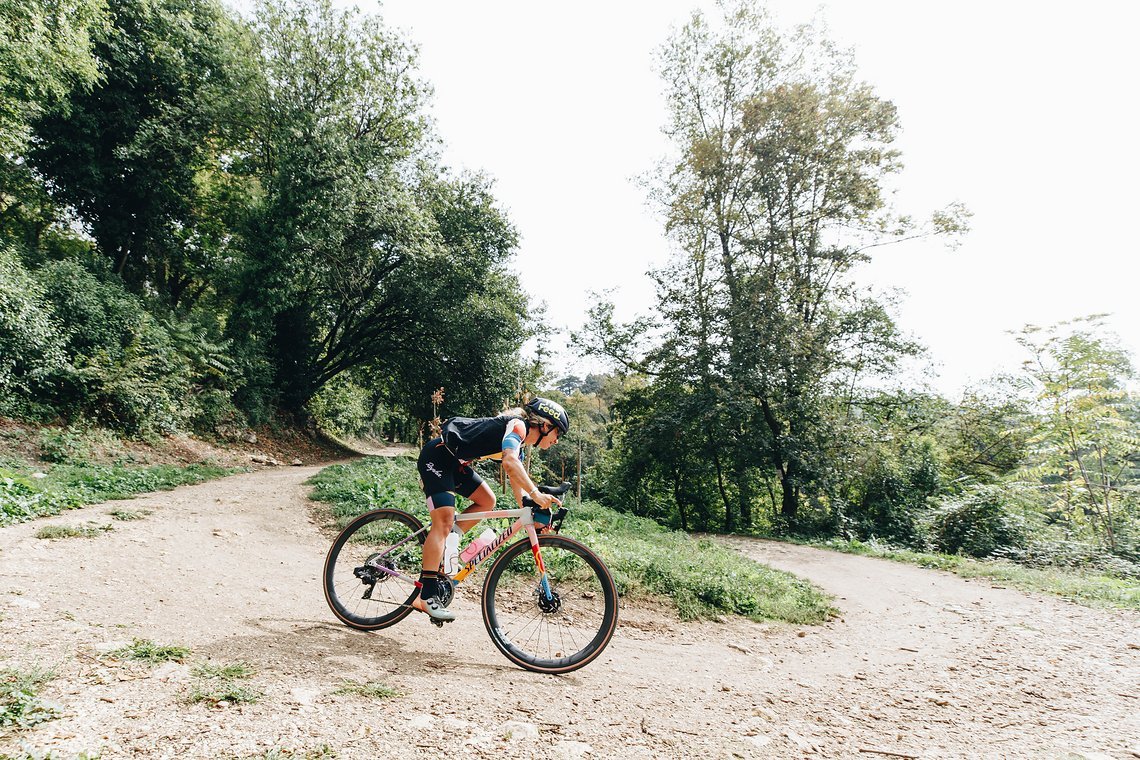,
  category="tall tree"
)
[29,0,258,308]
[233,0,532,419]
[582,3,965,529]
[1015,317,1139,552]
